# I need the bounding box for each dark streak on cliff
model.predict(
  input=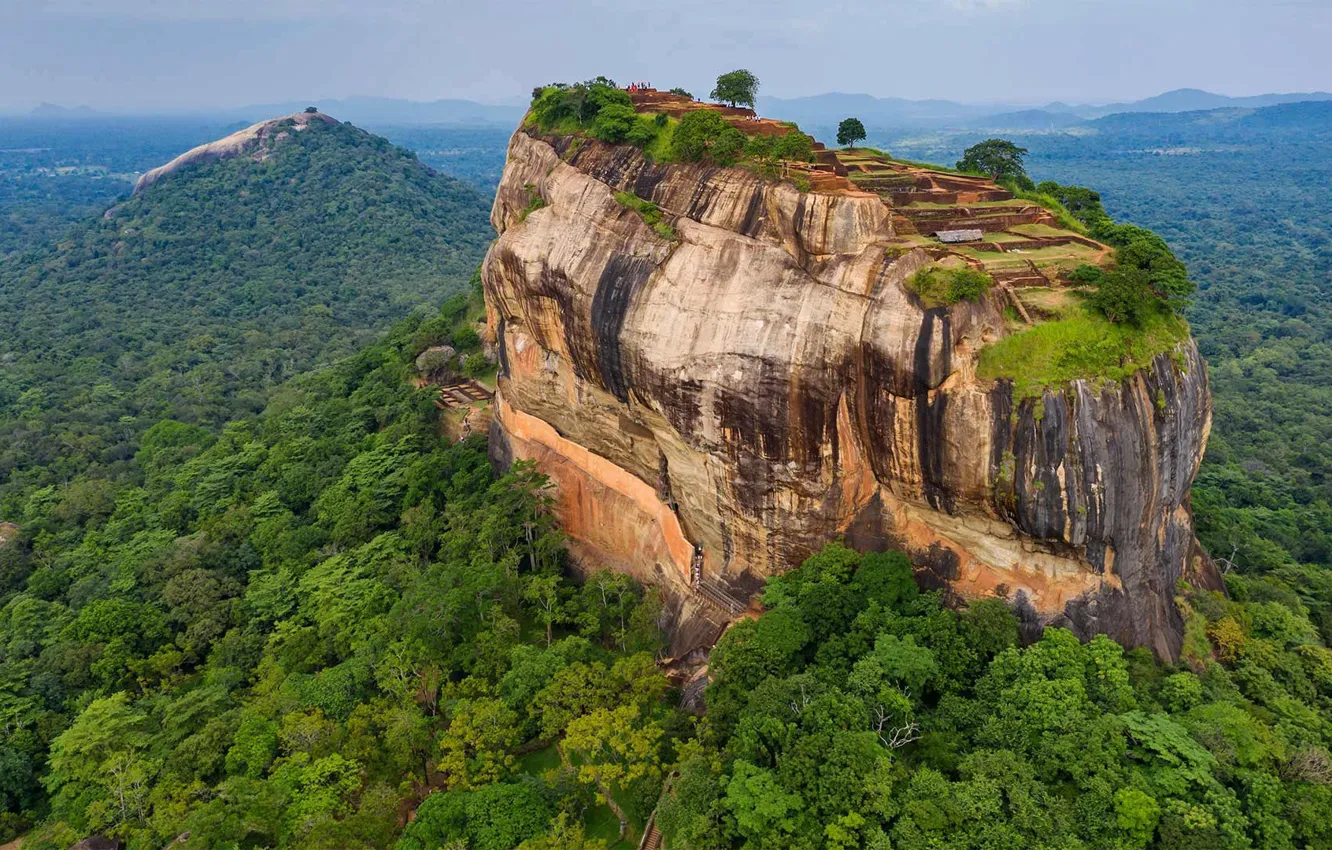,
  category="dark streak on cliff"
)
[715,360,789,515]
[988,383,1015,517]
[495,317,510,379]
[988,345,1212,658]
[915,310,954,513]
[1014,392,1072,541]
[915,542,962,595]
[740,188,767,238]
[590,253,654,403]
